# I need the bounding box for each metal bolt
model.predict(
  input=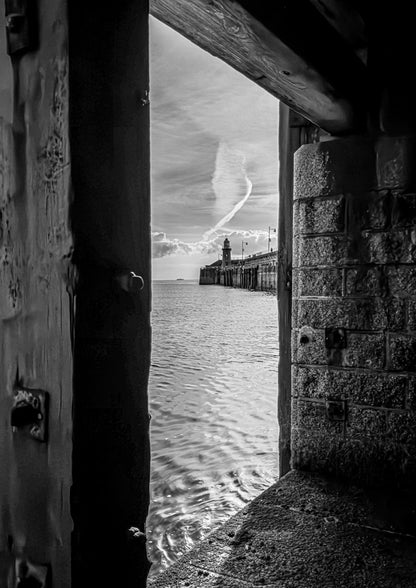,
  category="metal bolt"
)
[325,399,347,422]
[15,557,49,587]
[6,13,25,33]
[115,271,144,293]
[325,327,347,349]
[140,90,150,107]
[128,526,146,540]
[11,388,48,442]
